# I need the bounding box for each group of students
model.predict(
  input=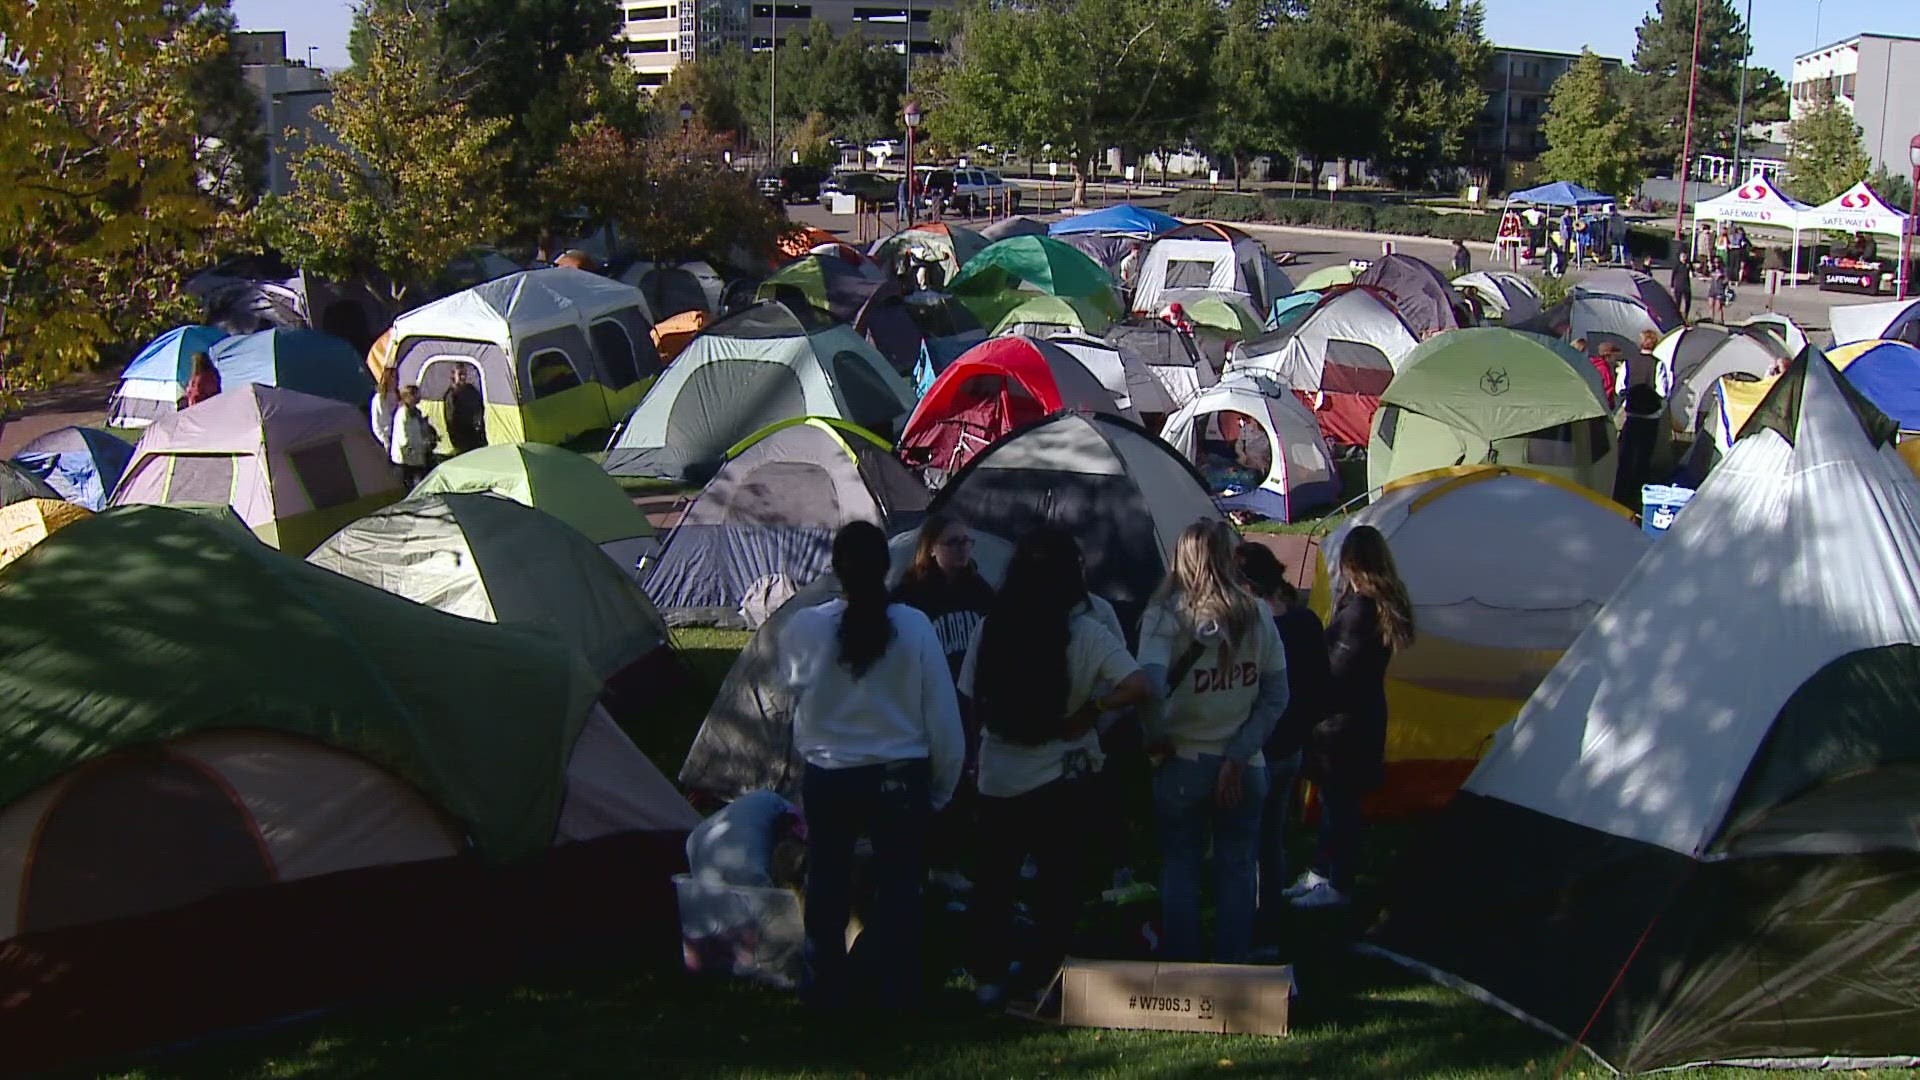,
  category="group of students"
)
[774,512,1414,1012]
[369,365,488,486]
[1524,204,1630,277]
